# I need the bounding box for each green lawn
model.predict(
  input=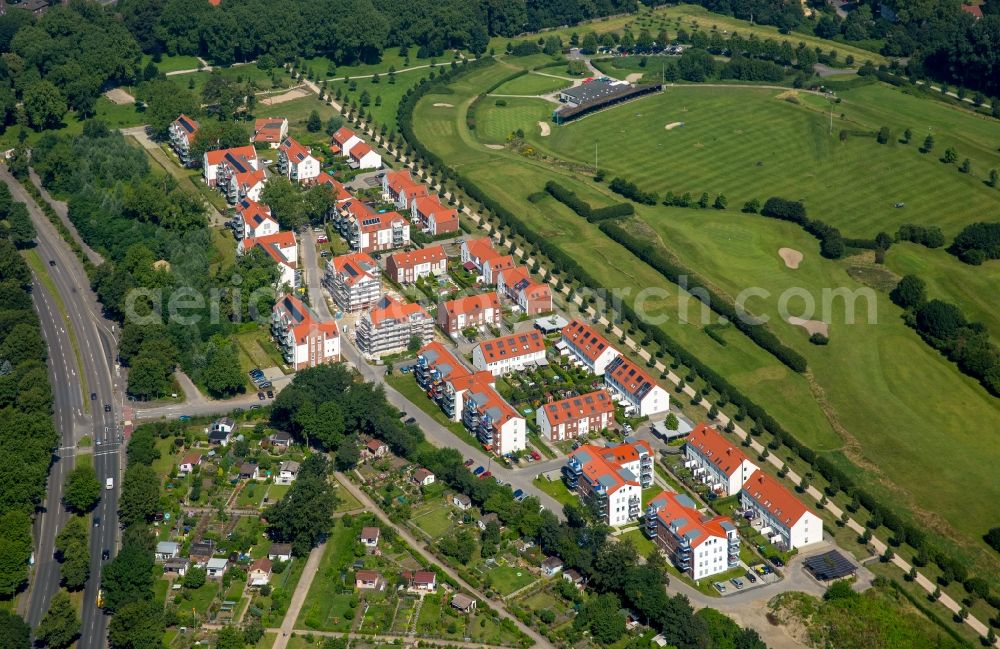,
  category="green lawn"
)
[386,374,480,448]
[415,594,444,634]
[236,482,266,509]
[410,501,454,539]
[473,97,554,144]
[492,73,570,96]
[141,54,203,74]
[531,476,578,508]
[485,565,536,596]
[296,519,364,631]
[409,56,1000,590]
[333,476,363,512]
[330,65,431,129]
[619,528,656,557]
